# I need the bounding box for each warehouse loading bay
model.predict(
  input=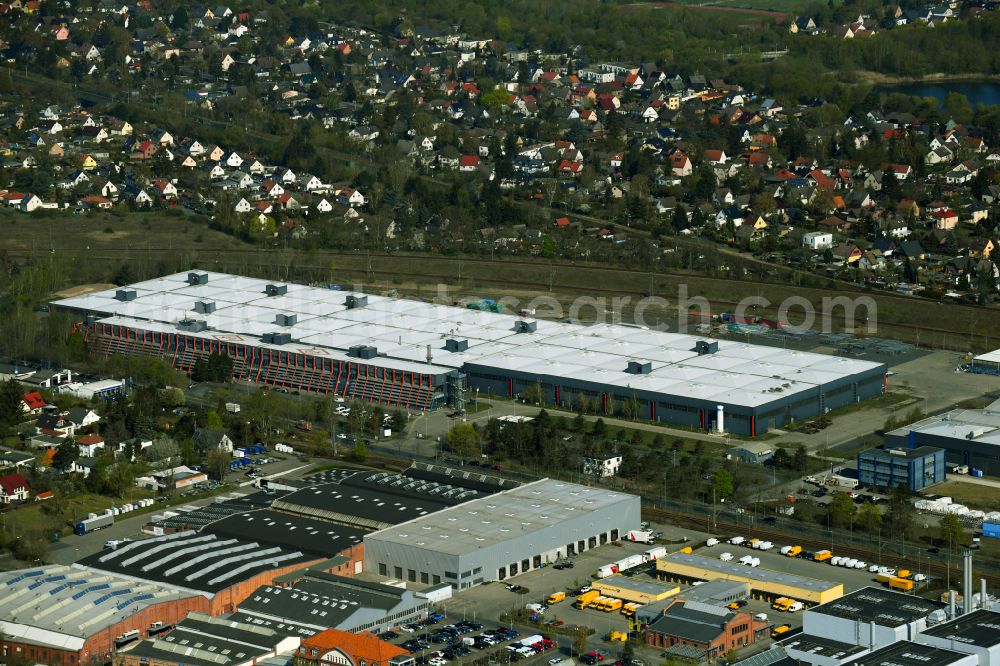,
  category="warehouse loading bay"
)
[435,520,890,661]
